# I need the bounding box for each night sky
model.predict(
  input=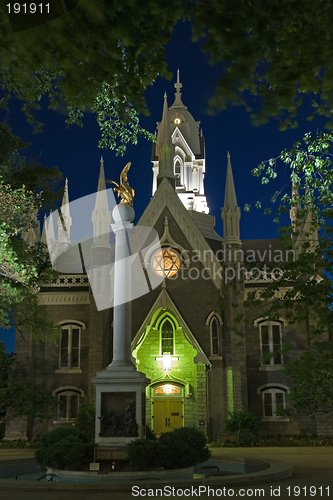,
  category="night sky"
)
[0,20,327,352]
